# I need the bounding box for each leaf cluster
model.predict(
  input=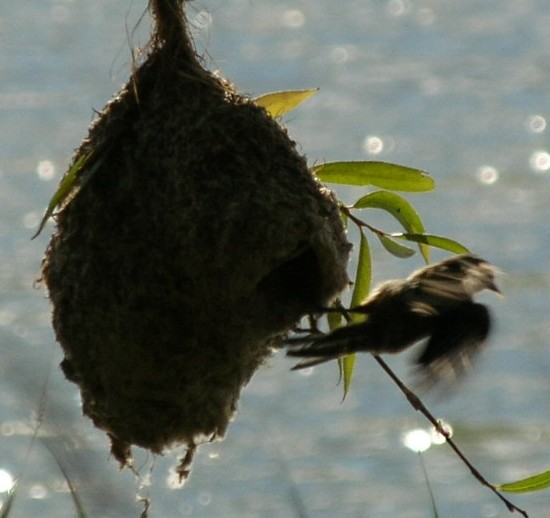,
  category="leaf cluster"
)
[257,90,549,512]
